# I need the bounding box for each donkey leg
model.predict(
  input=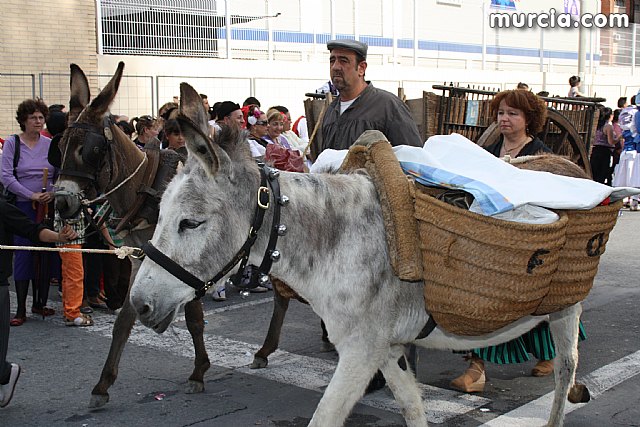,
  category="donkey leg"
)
[309,340,384,427]
[380,345,428,427]
[89,296,138,408]
[546,304,582,427]
[184,300,211,393]
[251,287,290,369]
